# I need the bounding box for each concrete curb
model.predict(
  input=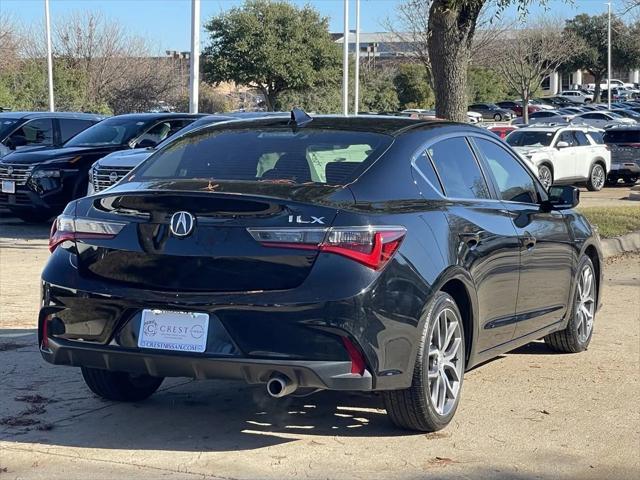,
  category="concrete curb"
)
[601,231,640,258]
